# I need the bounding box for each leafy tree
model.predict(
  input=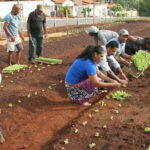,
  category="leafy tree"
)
[111,3,123,15]
[82,8,87,17]
[87,8,92,17]
[139,0,150,16]
[62,6,71,17]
